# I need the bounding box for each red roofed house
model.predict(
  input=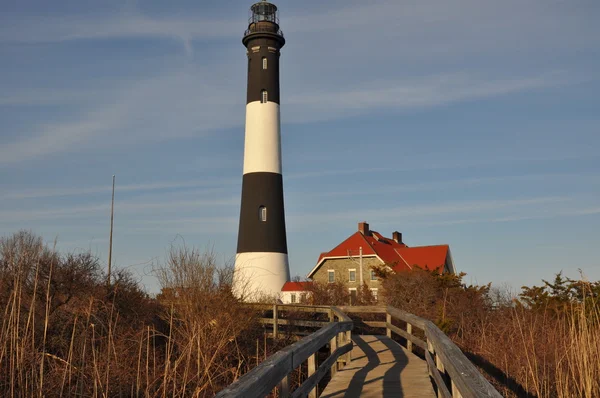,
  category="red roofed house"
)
[280,281,311,304]
[305,222,455,302]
